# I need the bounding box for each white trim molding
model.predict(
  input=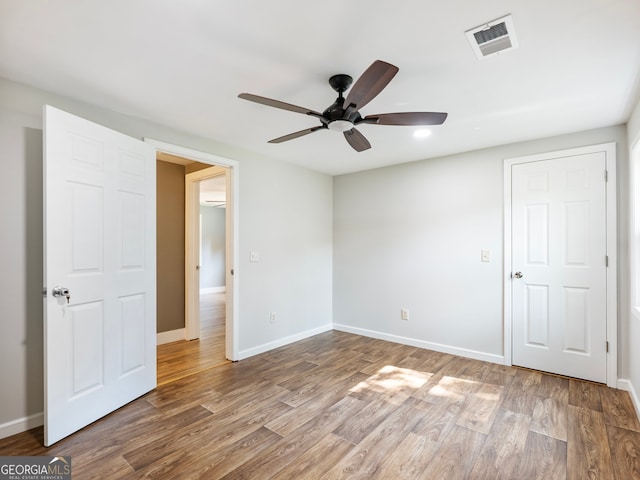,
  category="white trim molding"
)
[333,324,505,365]
[0,412,43,441]
[503,142,617,388]
[238,324,333,360]
[157,328,186,345]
